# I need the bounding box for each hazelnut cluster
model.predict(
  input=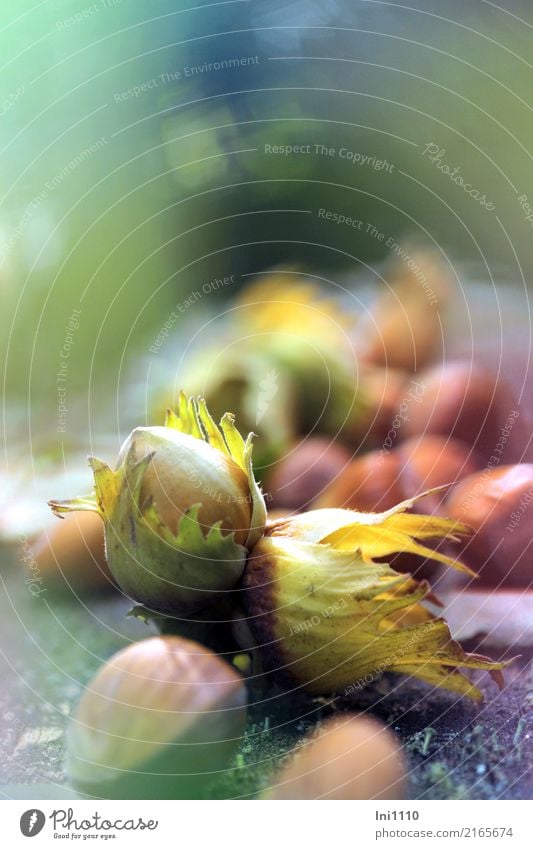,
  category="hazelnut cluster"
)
[40,257,528,800]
